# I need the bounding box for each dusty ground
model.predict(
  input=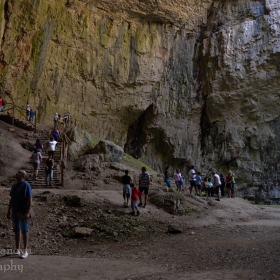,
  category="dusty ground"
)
[0,120,280,280]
